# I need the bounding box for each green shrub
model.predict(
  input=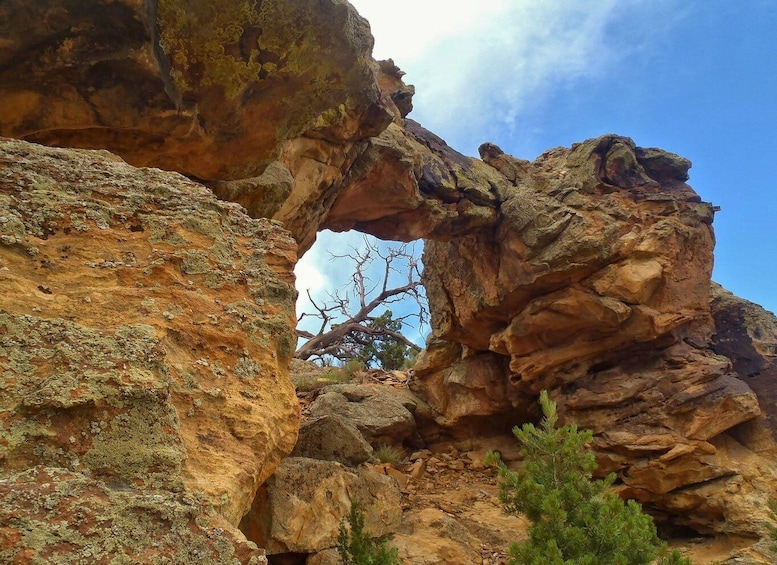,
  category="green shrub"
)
[766,498,777,553]
[294,377,318,392]
[294,361,363,393]
[342,358,367,379]
[337,500,399,565]
[321,368,353,385]
[486,390,691,565]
